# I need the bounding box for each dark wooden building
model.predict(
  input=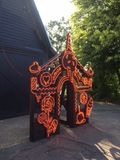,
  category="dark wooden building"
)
[0,0,56,119]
